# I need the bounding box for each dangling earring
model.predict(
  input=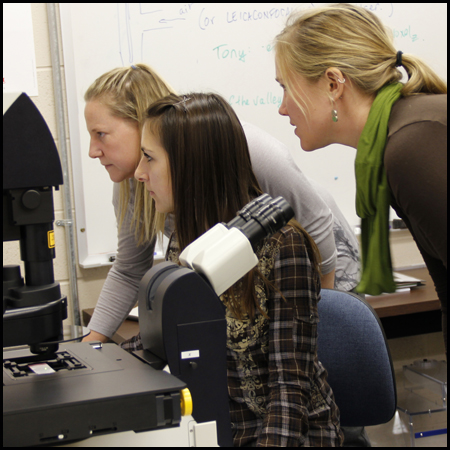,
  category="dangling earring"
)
[331,77,345,123]
[331,106,338,122]
[331,99,338,122]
